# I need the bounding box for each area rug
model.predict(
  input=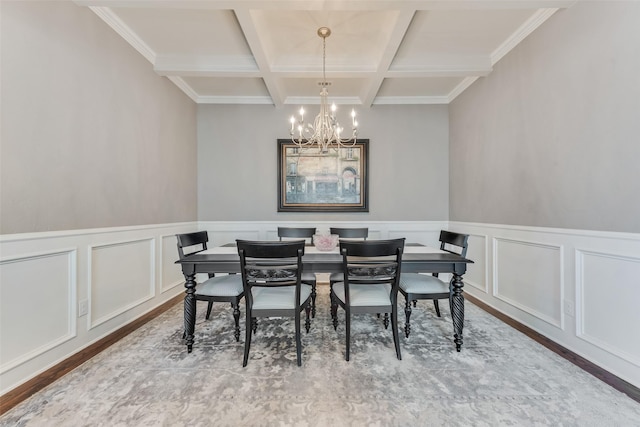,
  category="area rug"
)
[2,288,639,426]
